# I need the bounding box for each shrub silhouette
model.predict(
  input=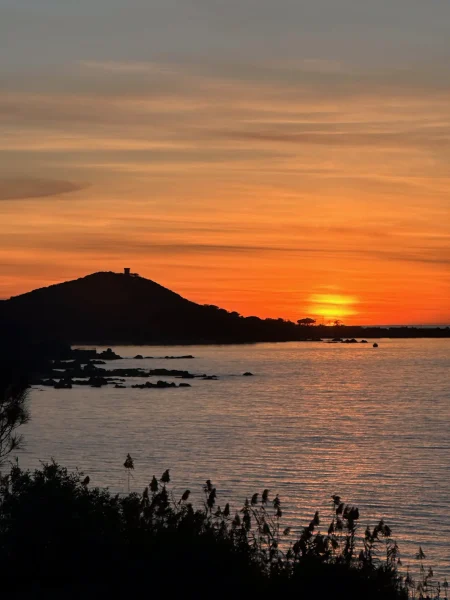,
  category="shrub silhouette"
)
[0,461,441,599]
